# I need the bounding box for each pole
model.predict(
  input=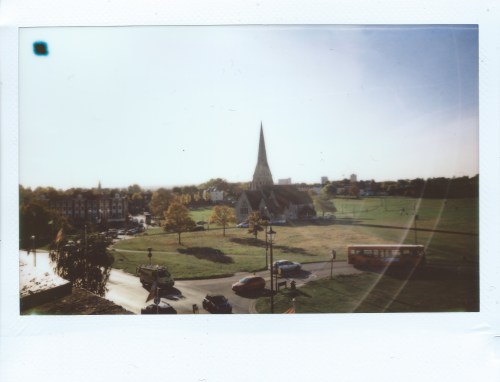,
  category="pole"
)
[265,223,268,269]
[330,250,336,279]
[84,225,88,286]
[269,225,274,314]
